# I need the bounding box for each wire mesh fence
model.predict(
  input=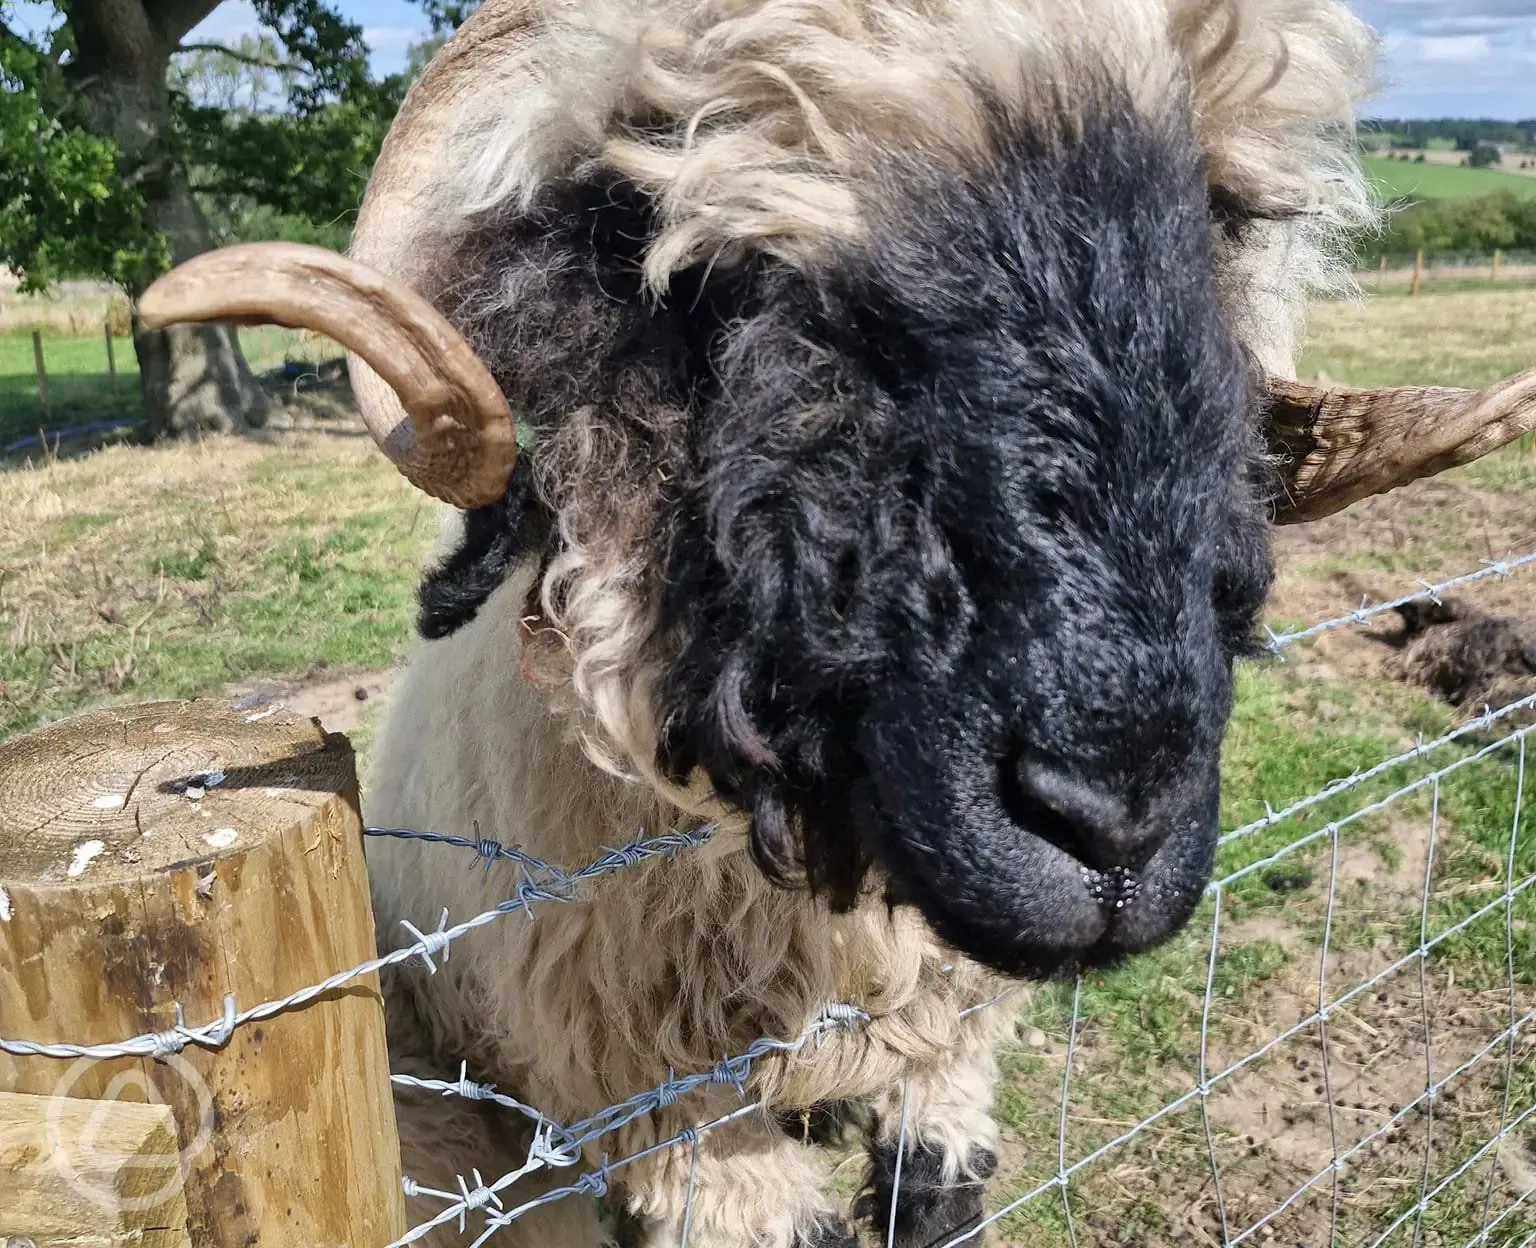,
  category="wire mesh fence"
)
[3,551,1533,1247]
